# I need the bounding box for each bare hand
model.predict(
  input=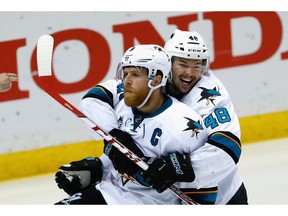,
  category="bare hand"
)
[0,73,18,92]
